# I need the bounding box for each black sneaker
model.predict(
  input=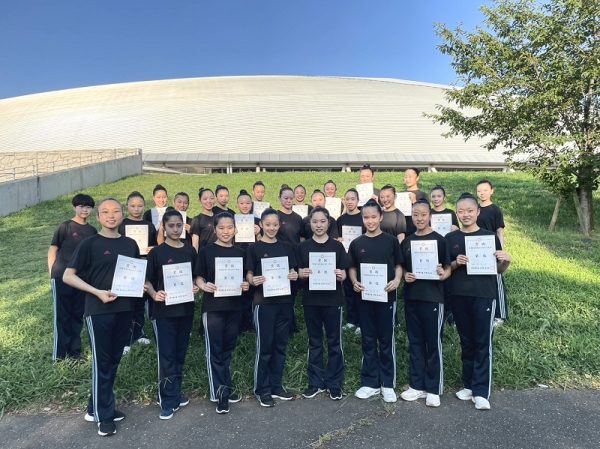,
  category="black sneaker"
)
[329,388,343,400]
[179,397,190,408]
[302,386,325,399]
[272,388,294,401]
[228,392,242,403]
[97,420,116,436]
[216,386,230,414]
[257,394,274,407]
